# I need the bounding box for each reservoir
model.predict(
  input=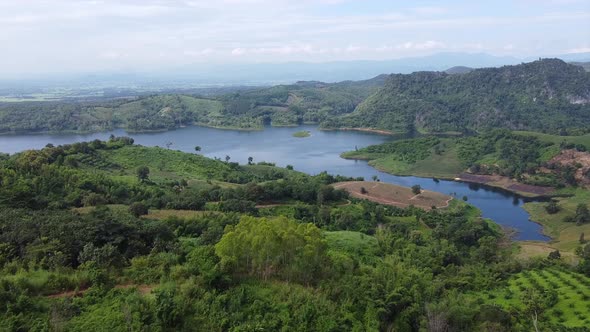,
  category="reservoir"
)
[0,125,550,241]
